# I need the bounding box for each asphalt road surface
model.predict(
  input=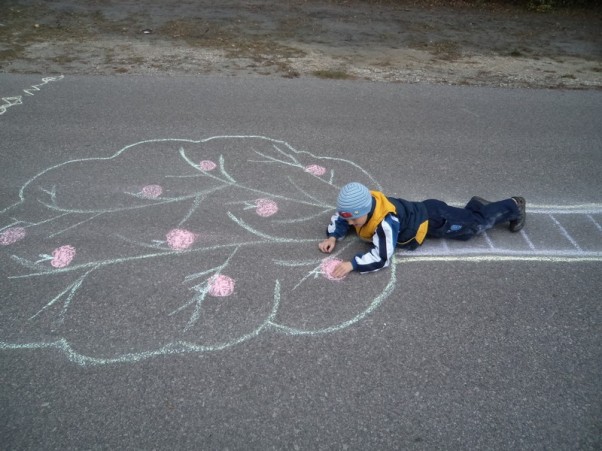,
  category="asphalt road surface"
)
[1,74,601,449]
